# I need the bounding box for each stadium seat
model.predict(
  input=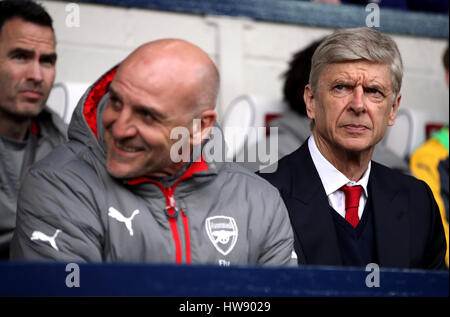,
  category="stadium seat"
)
[220,94,287,160]
[46,82,90,124]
